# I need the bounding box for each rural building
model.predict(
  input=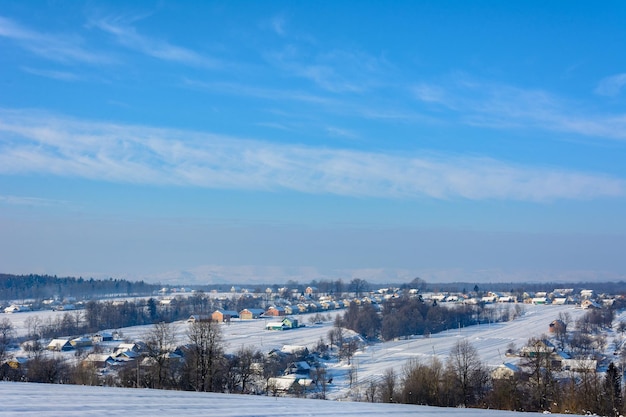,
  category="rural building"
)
[3,305,30,313]
[549,319,567,334]
[581,300,601,309]
[265,306,286,317]
[239,308,265,320]
[491,363,520,380]
[212,309,239,322]
[83,354,115,368]
[47,339,73,352]
[70,336,93,348]
[266,317,300,331]
[187,314,211,323]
